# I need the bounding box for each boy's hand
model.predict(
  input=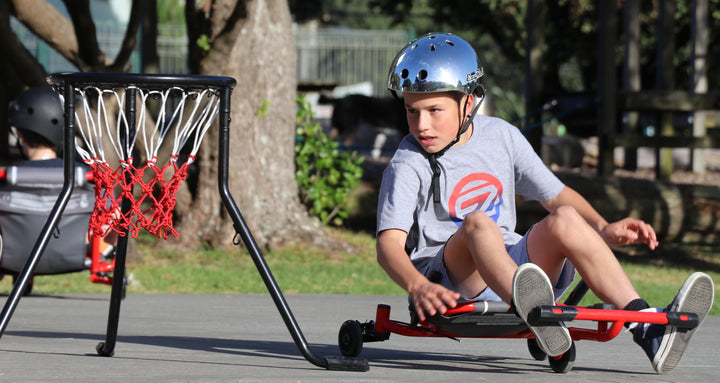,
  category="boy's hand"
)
[409,280,461,322]
[600,217,659,250]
